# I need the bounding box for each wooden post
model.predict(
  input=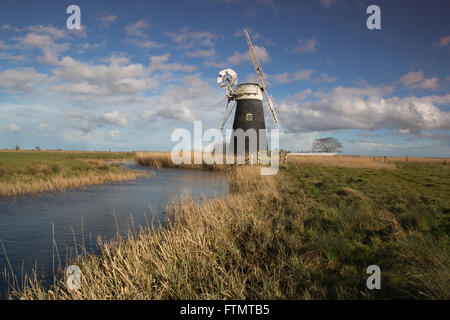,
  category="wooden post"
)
[383,155,387,163]
[405,155,408,165]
